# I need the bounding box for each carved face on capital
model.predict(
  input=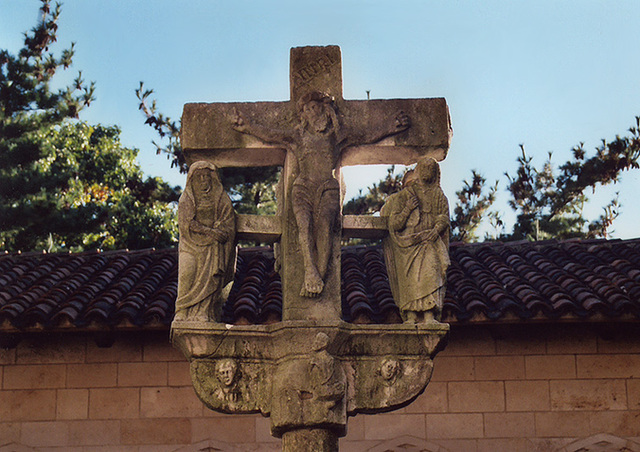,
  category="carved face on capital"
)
[192,168,213,194]
[380,358,400,381]
[216,359,237,387]
[312,332,330,352]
